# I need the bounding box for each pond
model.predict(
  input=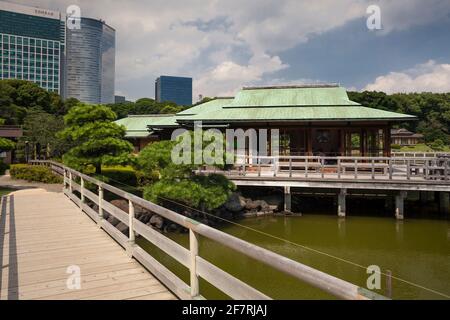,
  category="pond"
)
[138,214,450,300]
